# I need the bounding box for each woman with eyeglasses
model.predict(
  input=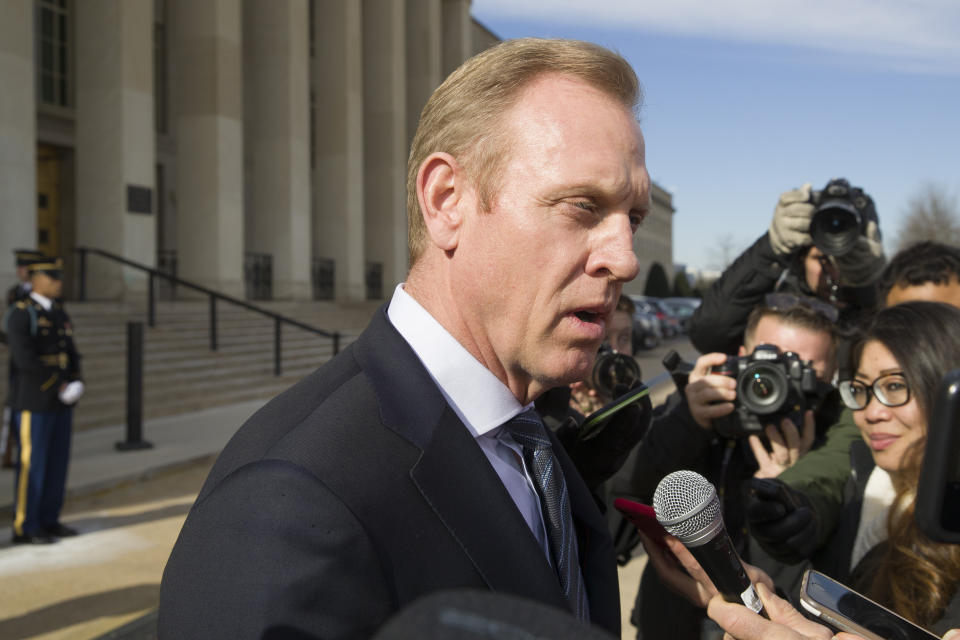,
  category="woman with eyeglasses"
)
[812,301,960,634]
